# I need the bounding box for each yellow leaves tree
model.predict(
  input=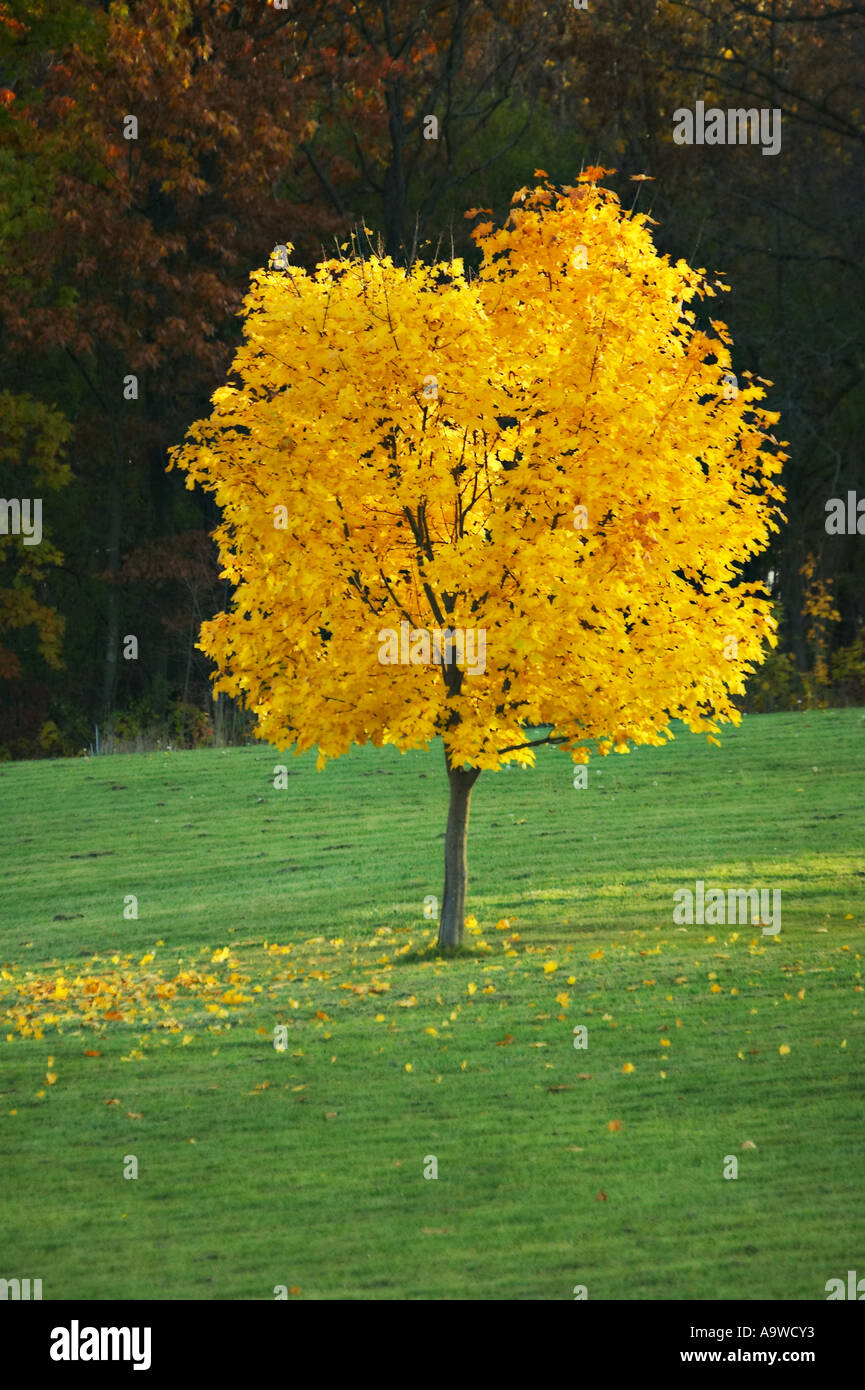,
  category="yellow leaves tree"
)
[799,553,840,705]
[169,173,786,948]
